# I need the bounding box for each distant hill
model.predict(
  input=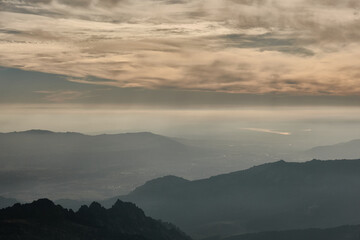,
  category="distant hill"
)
[0,198,191,240]
[0,129,309,201]
[0,130,185,155]
[0,196,17,209]
[0,130,200,200]
[222,225,360,240]
[110,159,360,239]
[306,139,360,160]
